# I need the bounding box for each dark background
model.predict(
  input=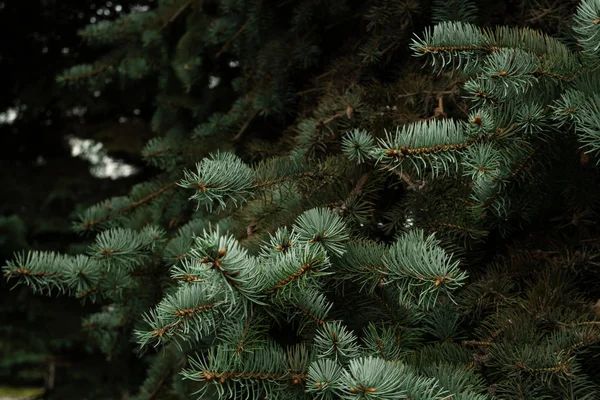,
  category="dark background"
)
[0,1,155,398]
